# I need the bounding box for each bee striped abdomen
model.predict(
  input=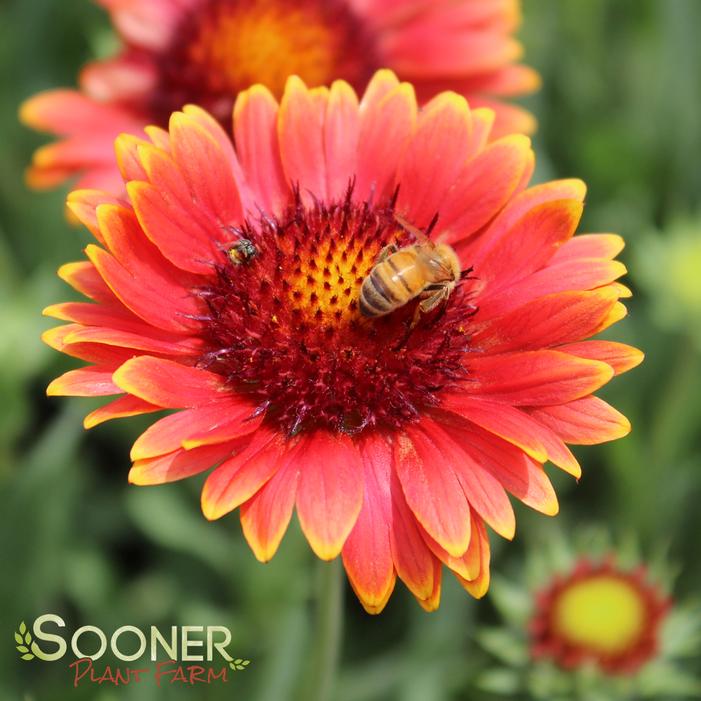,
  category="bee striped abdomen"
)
[359,251,419,317]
